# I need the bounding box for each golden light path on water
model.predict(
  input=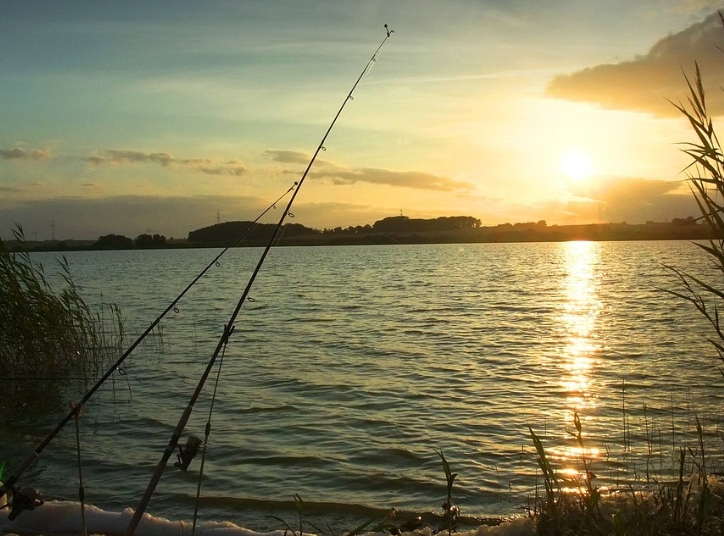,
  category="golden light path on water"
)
[555,240,604,491]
